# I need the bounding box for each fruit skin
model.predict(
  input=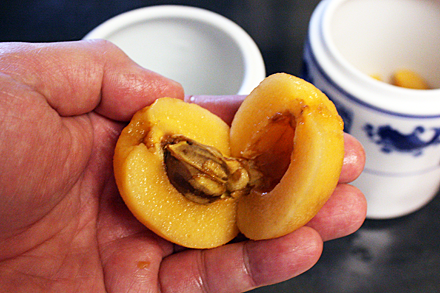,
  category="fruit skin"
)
[114,98,239,249]
[230,73,344,240]
[392,69,430,90]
